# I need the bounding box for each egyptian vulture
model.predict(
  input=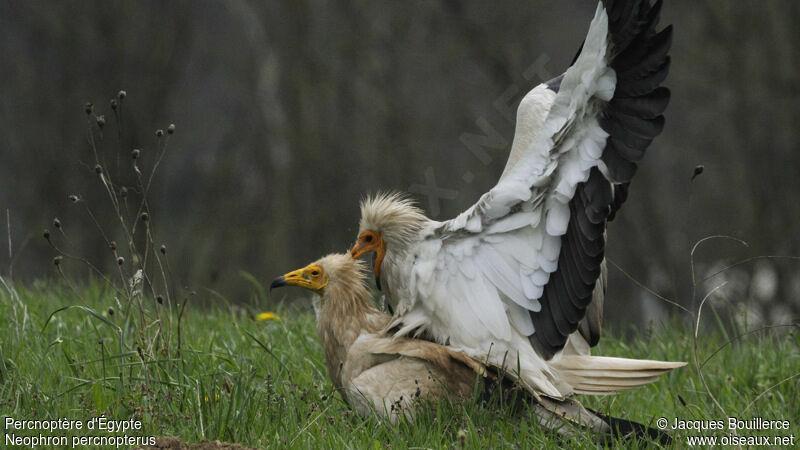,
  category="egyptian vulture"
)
[350,0,679,399]
[271,254,485,422]
[271,254,679,440]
